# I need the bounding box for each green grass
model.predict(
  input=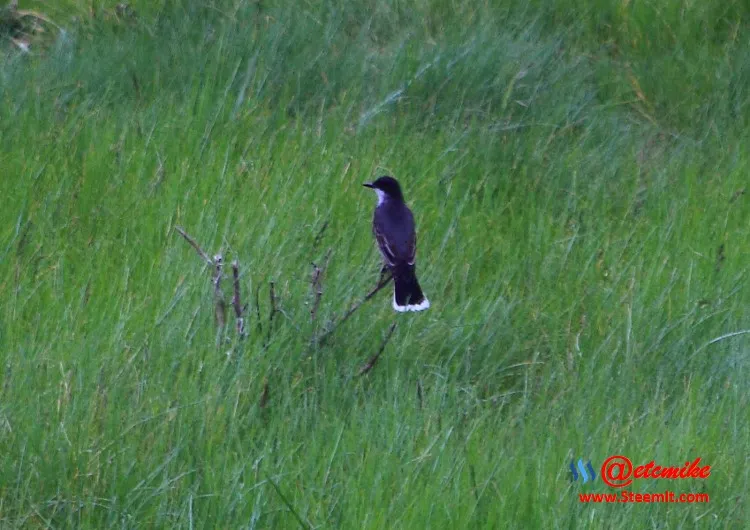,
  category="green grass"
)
[1,0,749,528]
